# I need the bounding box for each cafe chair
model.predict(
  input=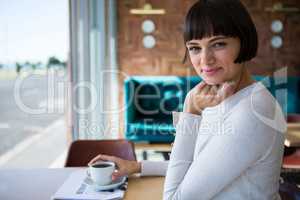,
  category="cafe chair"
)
[65,139,136,167]
[283,149,300,169]
[287,114,300,123]
[279,179,300,200]
[280,147,300,199]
